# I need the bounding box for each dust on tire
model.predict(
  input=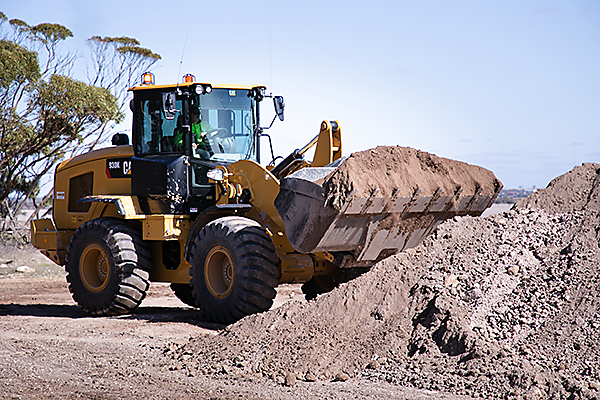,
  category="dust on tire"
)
[65,218,151,316]
[189,216,279,324]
